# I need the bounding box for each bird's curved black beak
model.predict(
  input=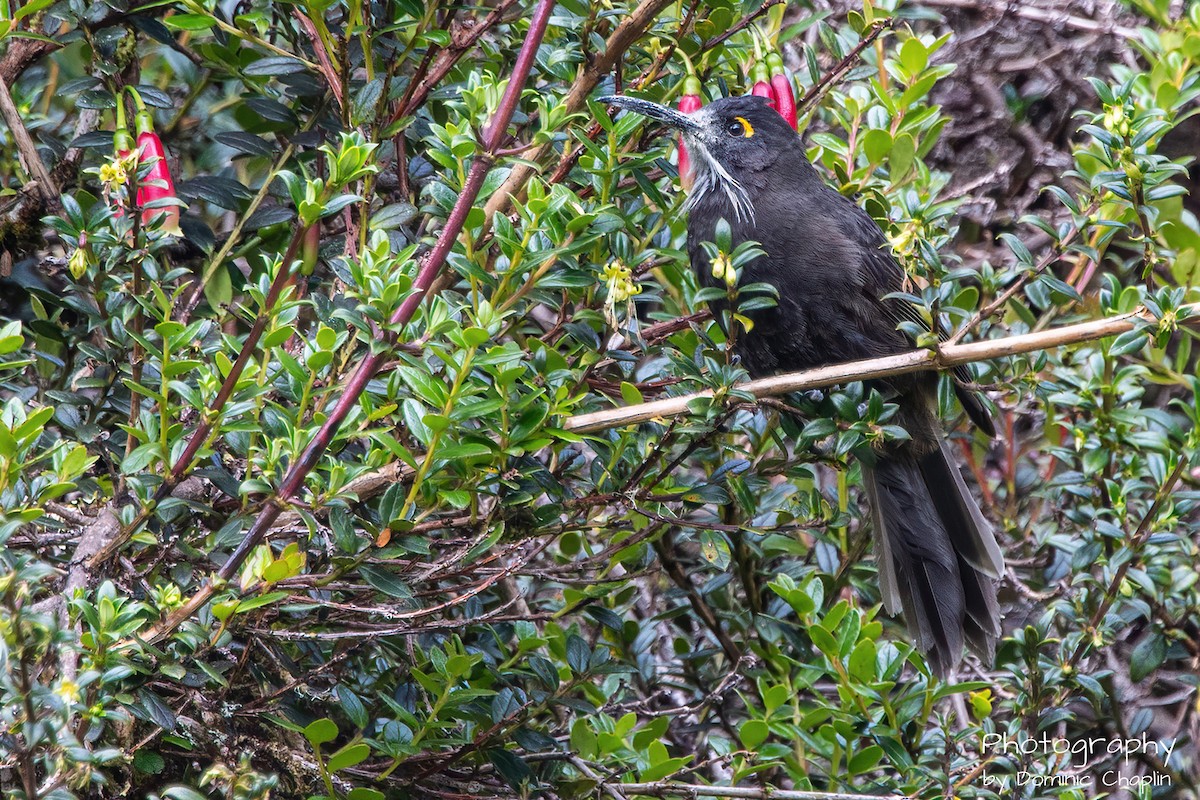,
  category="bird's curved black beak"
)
[598,95,702,134]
